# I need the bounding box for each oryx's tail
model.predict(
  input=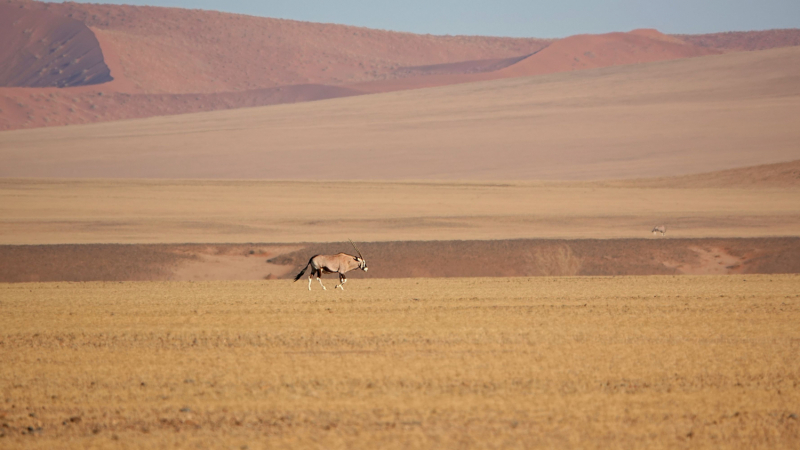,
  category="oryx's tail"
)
[293,258,313,282]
